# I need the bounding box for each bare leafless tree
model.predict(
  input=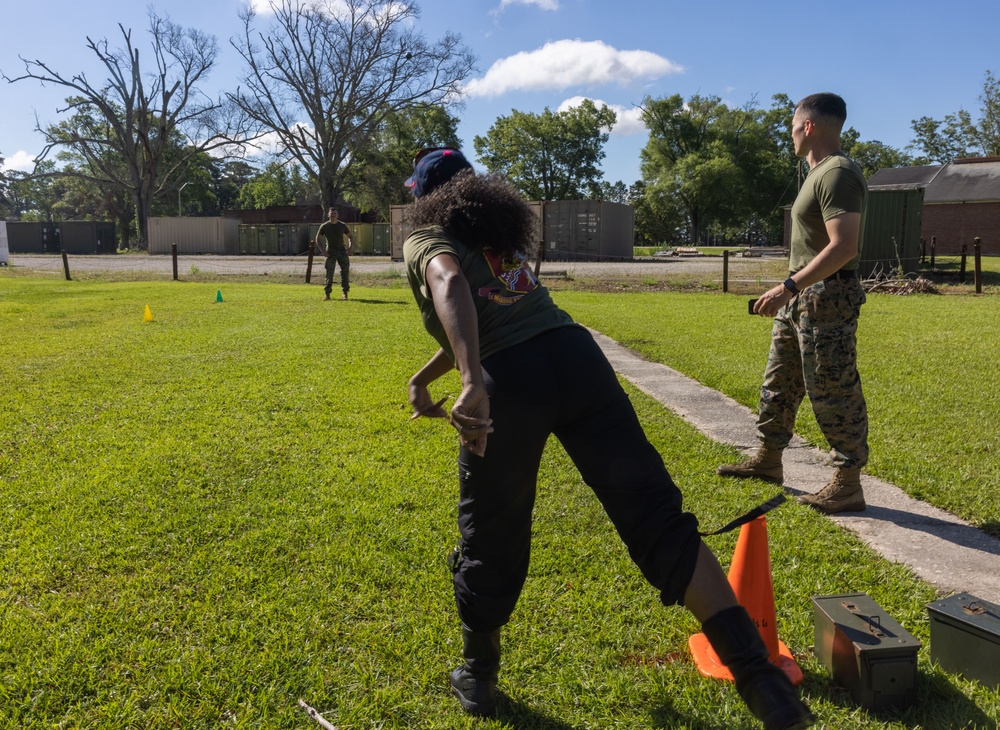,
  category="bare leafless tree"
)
[2,11,256,247]
[230,0,476,210]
